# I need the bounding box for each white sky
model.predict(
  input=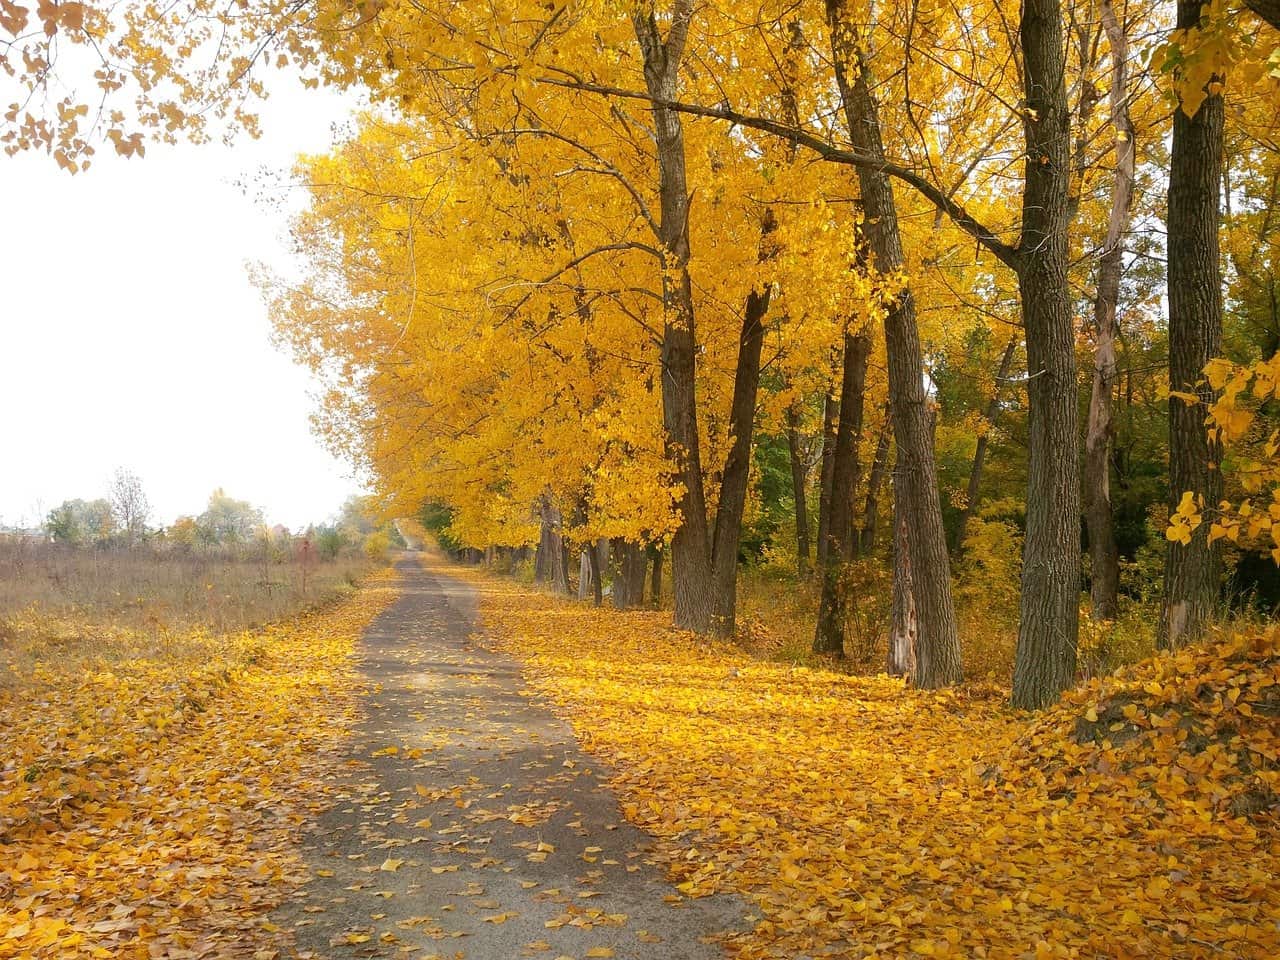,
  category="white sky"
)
[0,82,367,532]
